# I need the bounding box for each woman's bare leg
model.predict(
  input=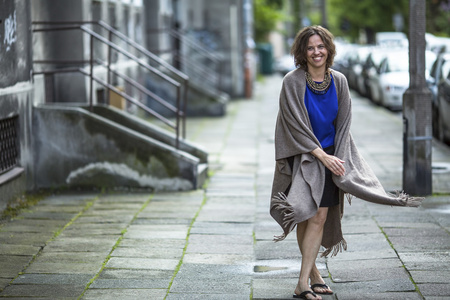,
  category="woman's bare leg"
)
[296,218,333,294]
[294,207,329,299]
